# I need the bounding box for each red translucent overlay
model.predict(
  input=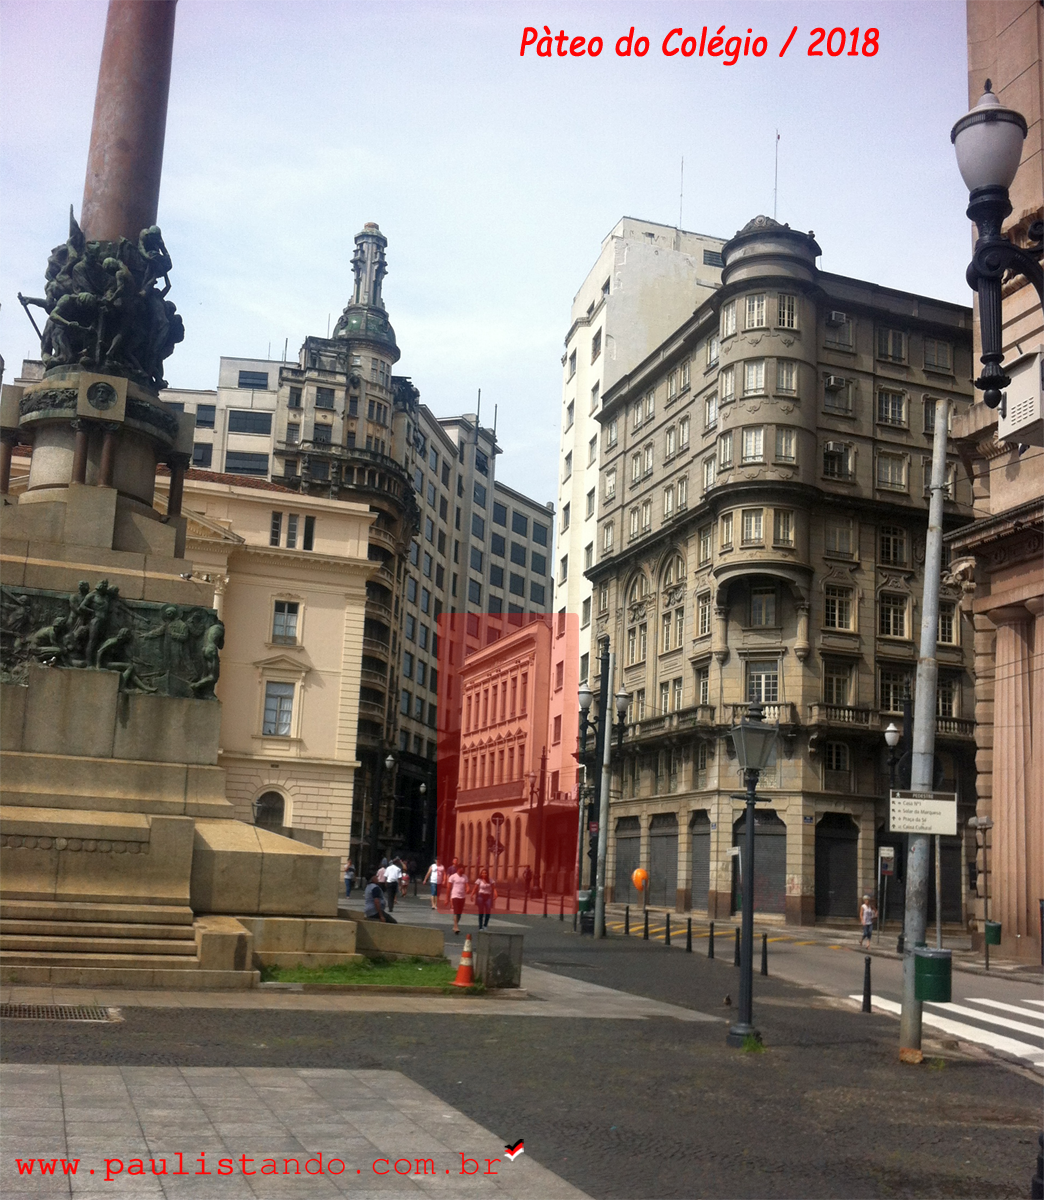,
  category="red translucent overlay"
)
[436,612,580,914]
